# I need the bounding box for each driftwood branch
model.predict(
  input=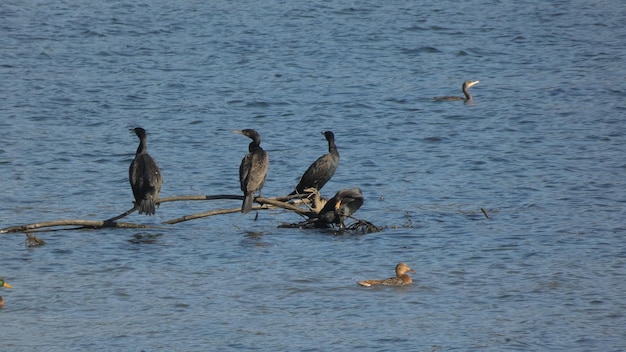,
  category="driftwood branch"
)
[163,196,315,224]
[1,193,317,234]
[0,219,160,234]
